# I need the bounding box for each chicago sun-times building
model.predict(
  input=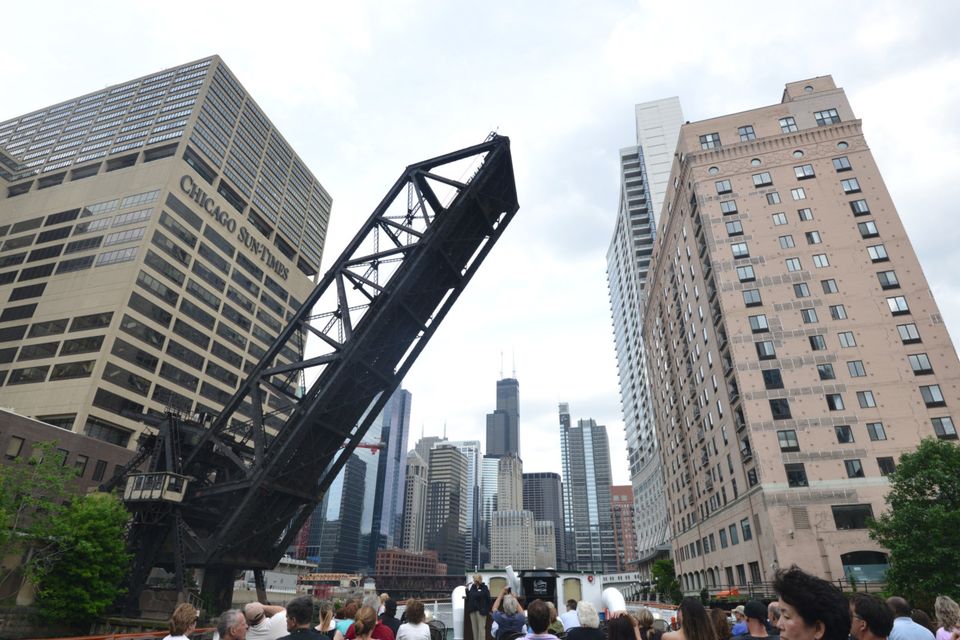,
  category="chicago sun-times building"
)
[0,56,331,459]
